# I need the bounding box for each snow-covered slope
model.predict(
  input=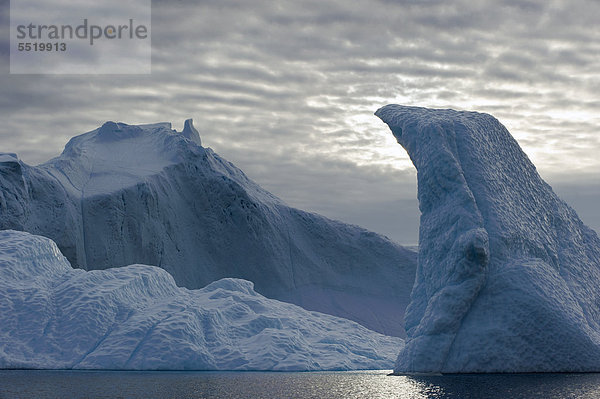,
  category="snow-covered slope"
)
[376,105,600,373]
[0,120,416,337]
[0,230,402,371]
